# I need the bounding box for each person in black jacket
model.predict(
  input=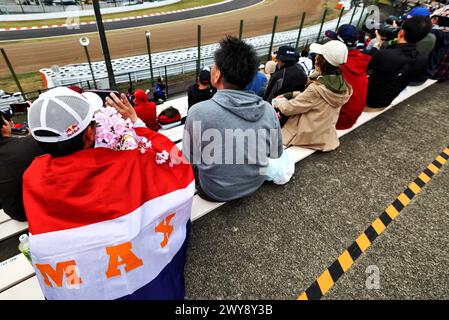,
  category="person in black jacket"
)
[263,46,308,103]
[0,111,45,221]
[365,15,433,110]
[187,69,217,110]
